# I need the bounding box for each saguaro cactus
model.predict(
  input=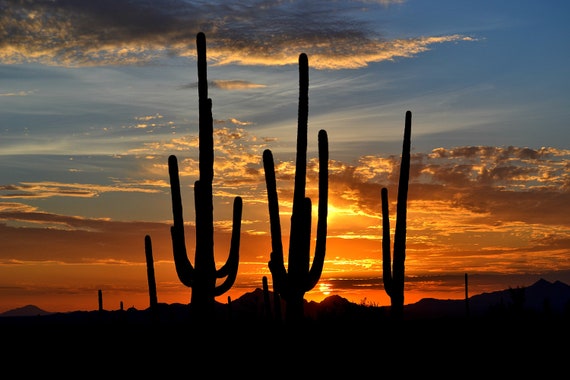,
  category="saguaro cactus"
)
[168,32,243,321]
[465,272,470,318]
[98,289,103,312]
[144,234,158,309]
[263,53,329,323]
[382,110,412,321]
